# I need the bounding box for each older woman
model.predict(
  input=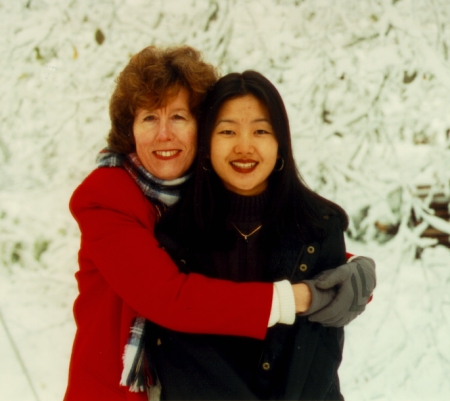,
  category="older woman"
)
[64,46,374,401]
[64,46,311,401]
[151,71,376,400]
